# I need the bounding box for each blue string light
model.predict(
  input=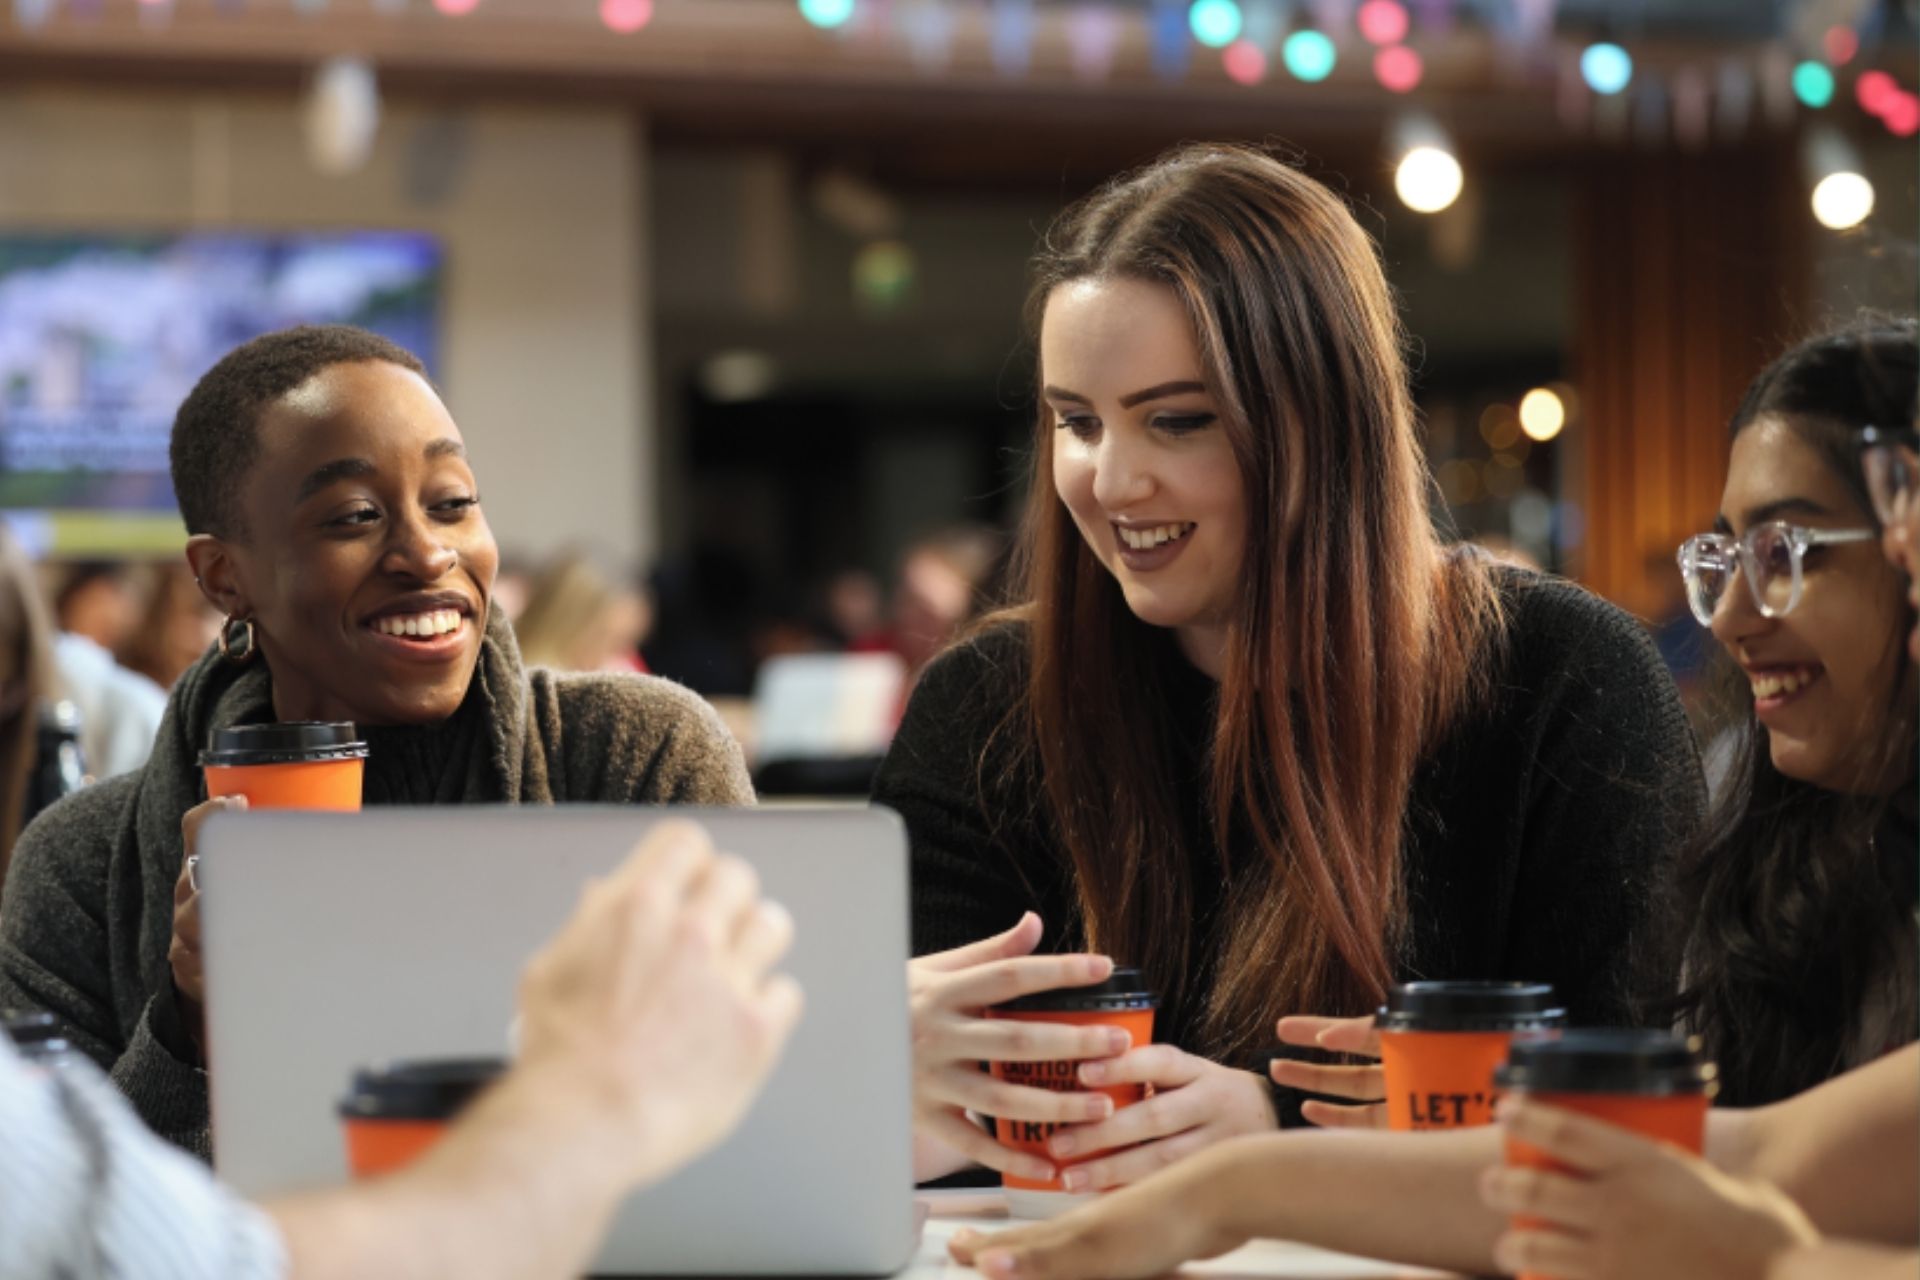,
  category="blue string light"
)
[1580,42,1633,95]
